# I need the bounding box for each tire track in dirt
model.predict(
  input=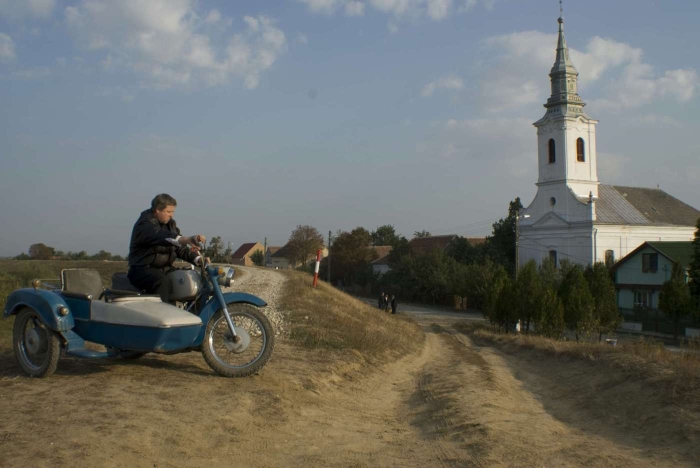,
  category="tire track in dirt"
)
[401,315,697,467]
